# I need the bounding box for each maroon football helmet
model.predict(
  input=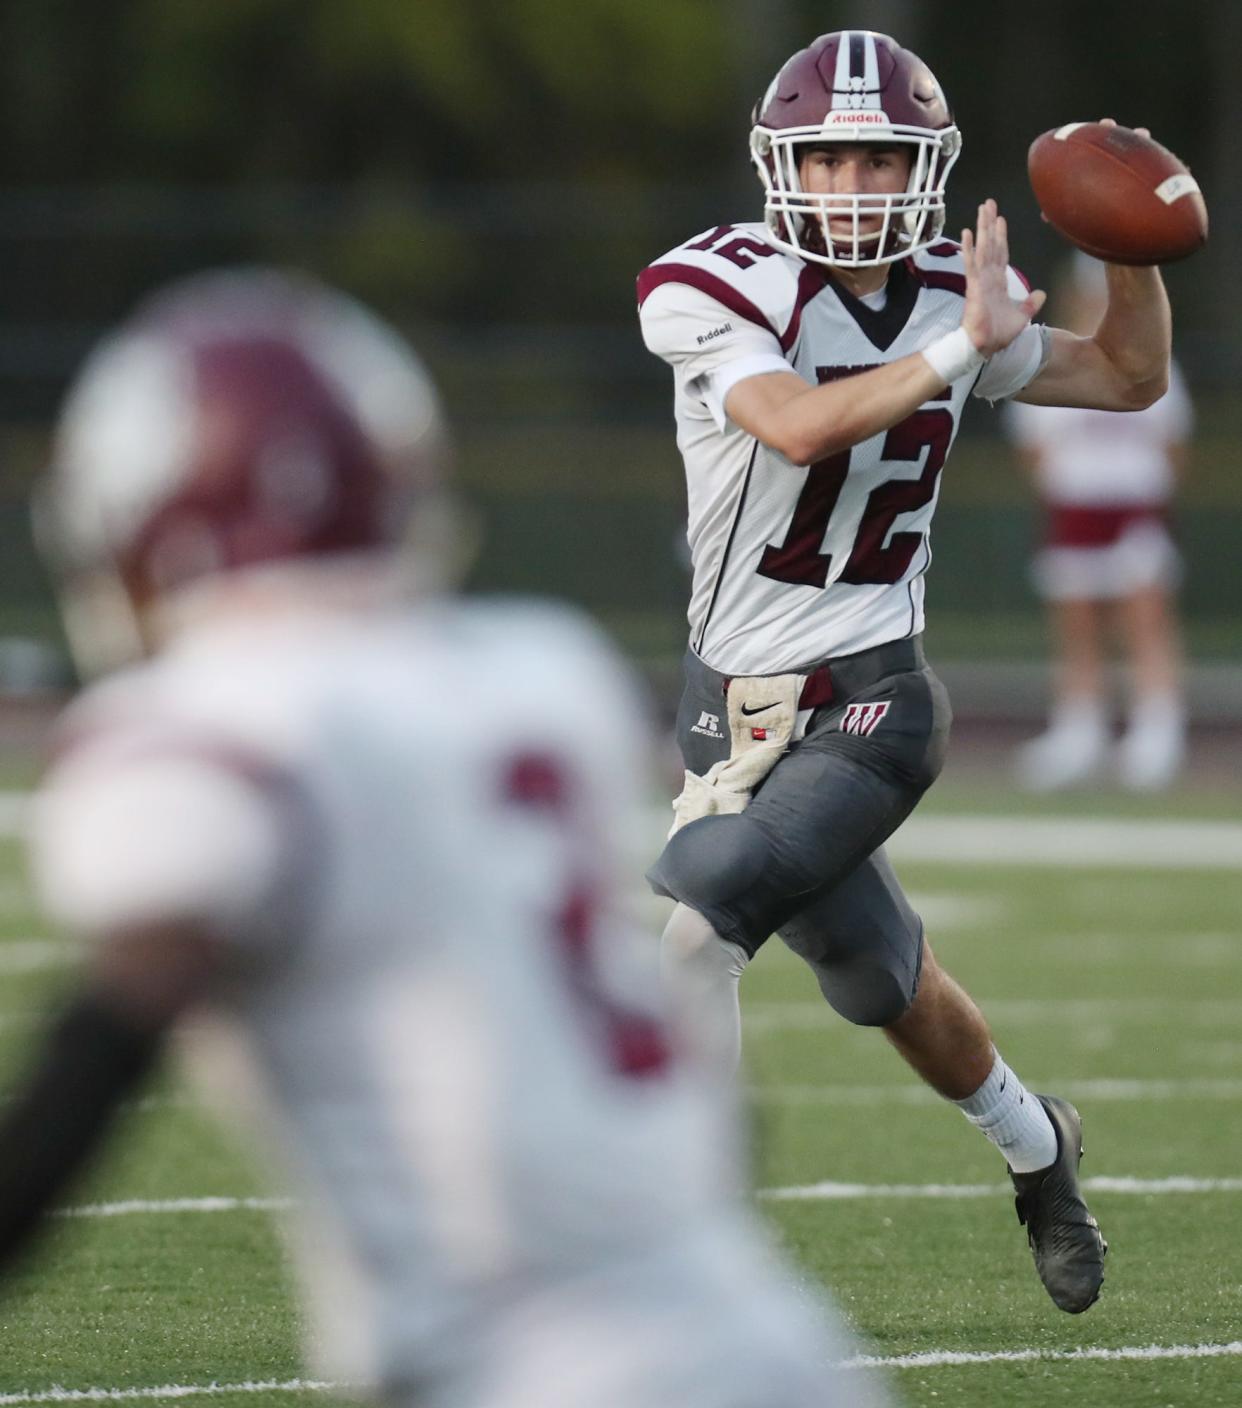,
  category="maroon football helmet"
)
[750,30,961,267]
[40,269,449,672]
